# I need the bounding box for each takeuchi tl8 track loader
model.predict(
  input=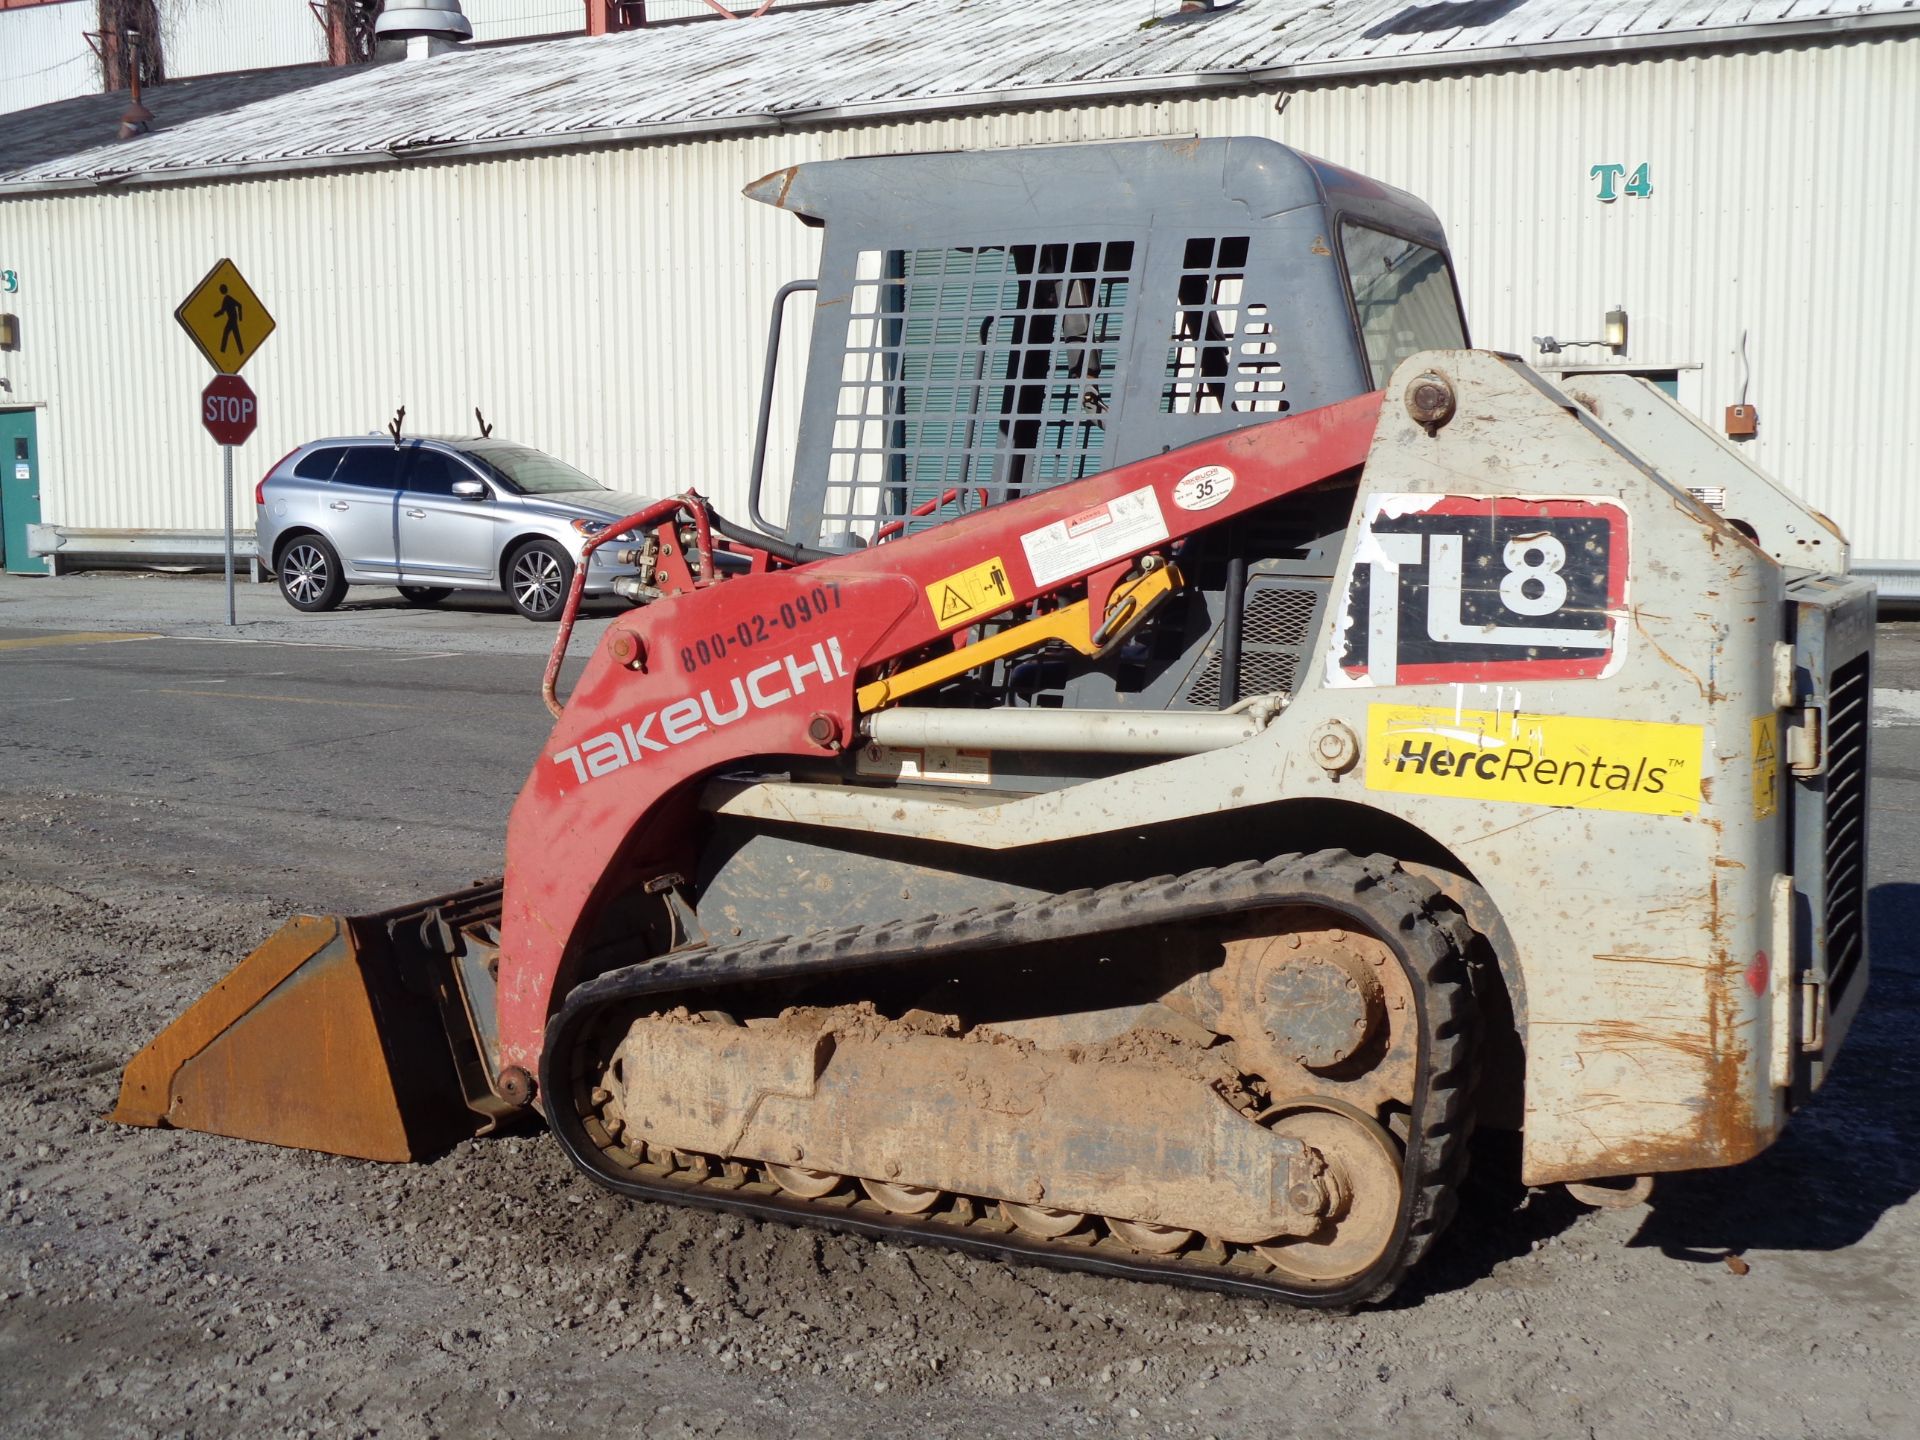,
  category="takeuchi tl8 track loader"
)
[115,139,1873,1306]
